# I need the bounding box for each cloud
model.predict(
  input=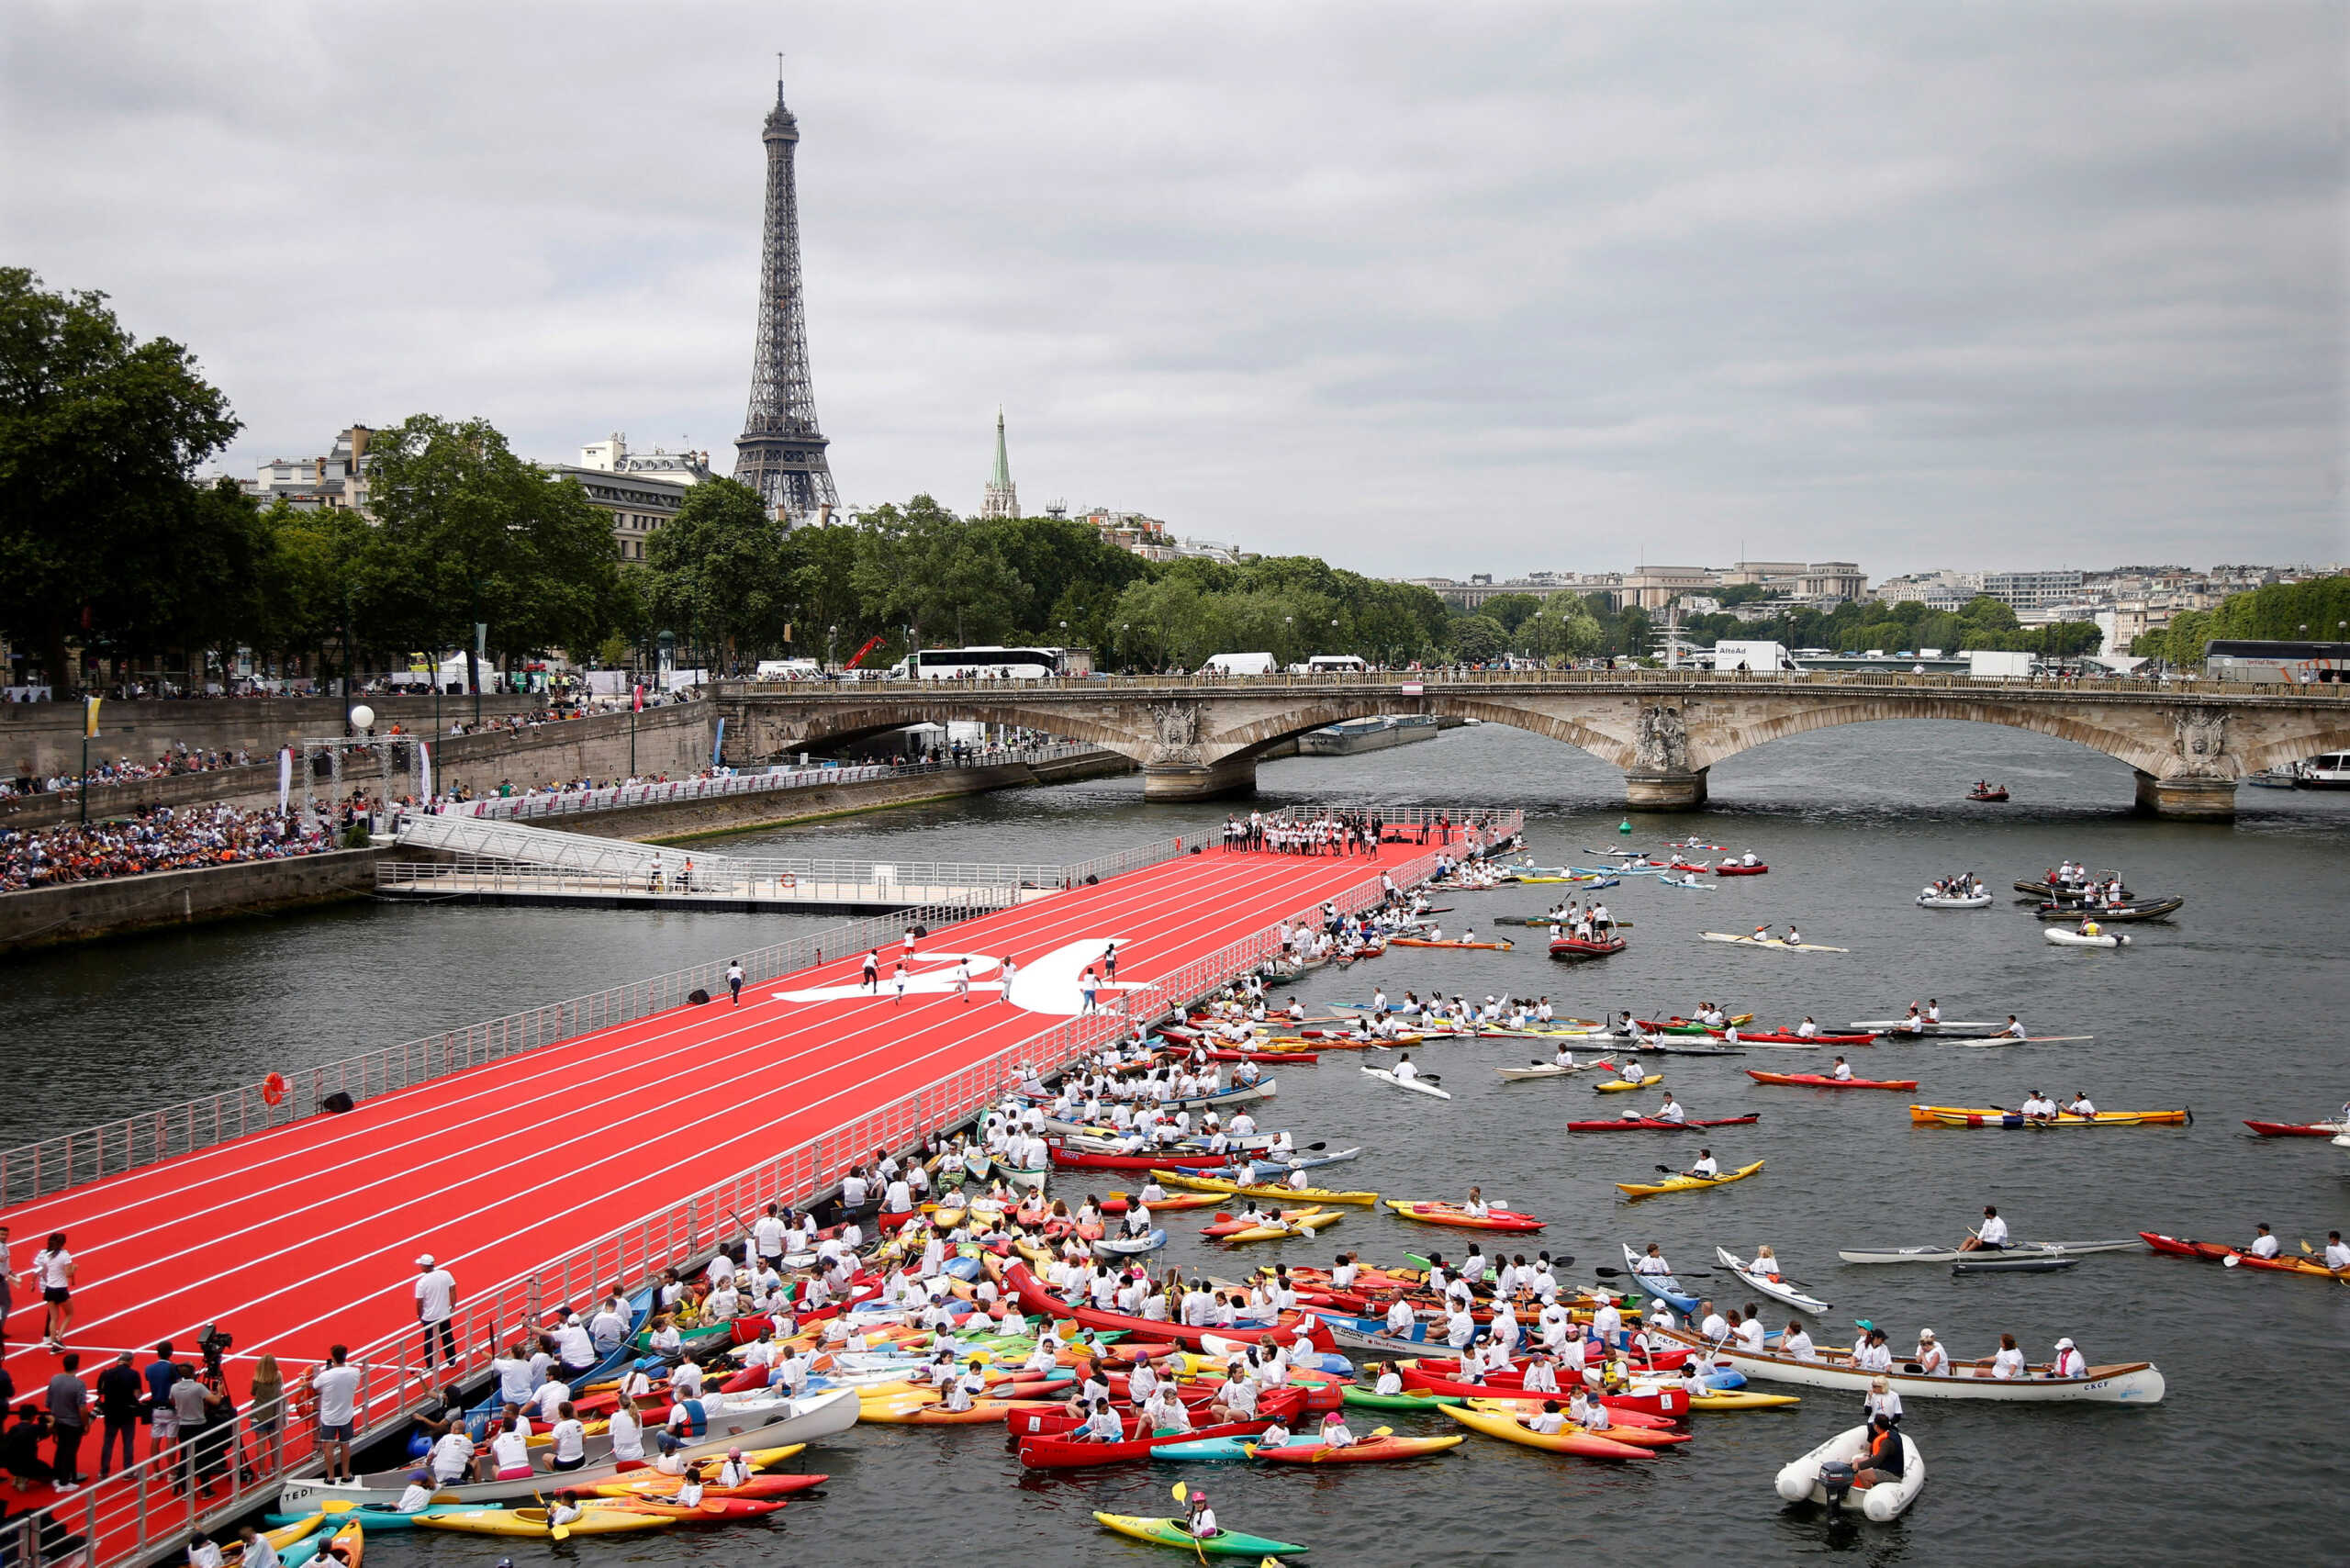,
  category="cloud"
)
[5,0,2342,575]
